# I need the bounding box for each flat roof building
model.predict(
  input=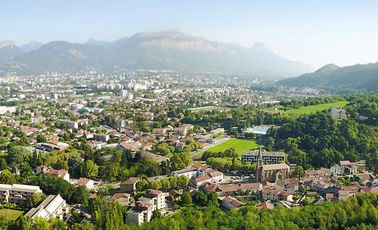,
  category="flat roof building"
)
[241,150,285,164]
